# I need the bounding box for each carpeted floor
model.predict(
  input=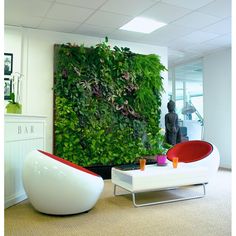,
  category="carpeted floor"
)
[5,169,231,236]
